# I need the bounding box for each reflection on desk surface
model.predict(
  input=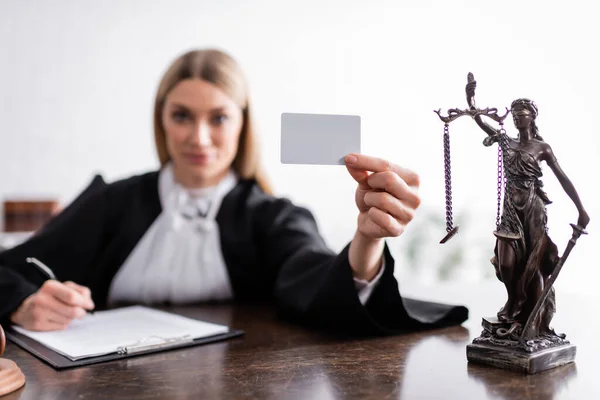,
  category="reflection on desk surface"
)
[3,285,600,400]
